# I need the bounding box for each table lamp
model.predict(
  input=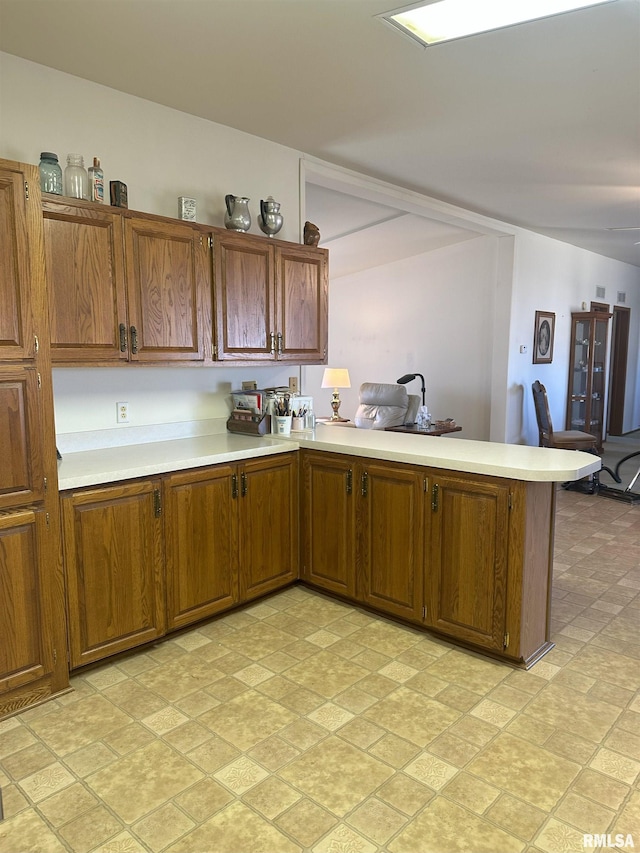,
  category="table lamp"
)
[321,368,351,421]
